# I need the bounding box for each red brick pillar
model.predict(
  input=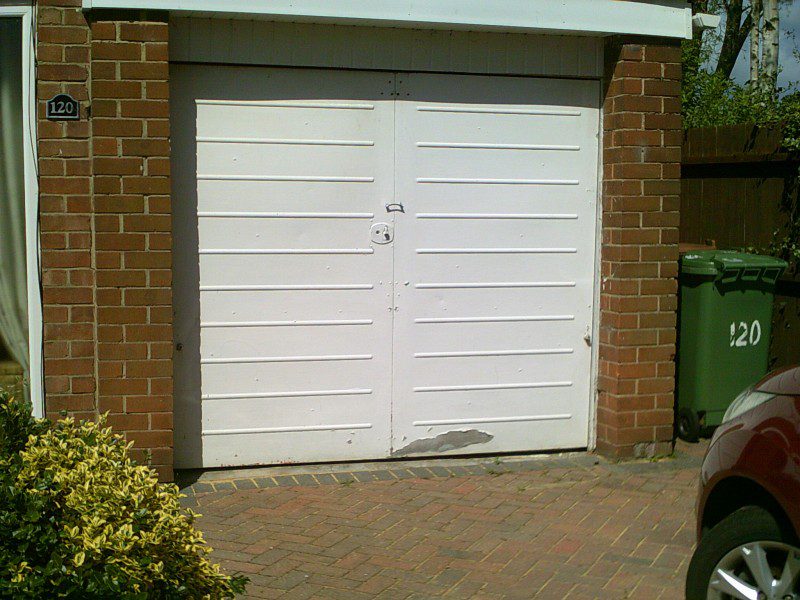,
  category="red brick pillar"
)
[90,19,174,480]
[597,39,682,458]
[37,2,96,421]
